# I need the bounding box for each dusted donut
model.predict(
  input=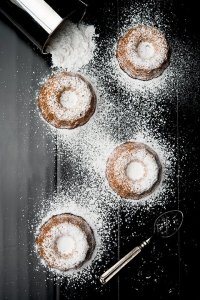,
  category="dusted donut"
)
[117,25,170,80]
[36,213,96,272]
[38,72,96,128]
[106,142,162,200]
